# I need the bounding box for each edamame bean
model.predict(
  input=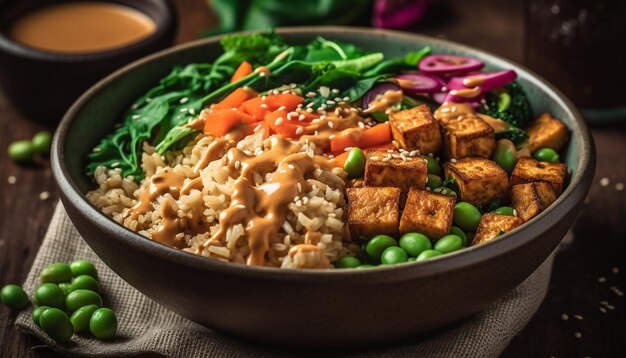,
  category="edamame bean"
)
[69,260,98,279]
[365,235,397,260]
[70,304,99,332]
[334,256,362,269]
[40,262,72,284]
[1,284,29,310]
[356,264,376,269]
[416,249,442,261]
[39,308,73,343]
[533,148,559,163]
[59,283,72,296]
[69,275,100,293]
[8,140,34,163]
[493,140,517,174]
[65,289,102,312]
[31,131,52,155]
[407,257,417,262]
[32,306,50,327]
[492,206,515,216]
[454,202,482,232]
[423,156,441,175]
[434,235,463,254]
[381,246,408,265]
[344,147,366,178]
[34,283,65,309]
[449,226,468,247]
[89,308,117,340]
[426,174,442,190]
[497,92,511,112]
[399,232,431,257]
